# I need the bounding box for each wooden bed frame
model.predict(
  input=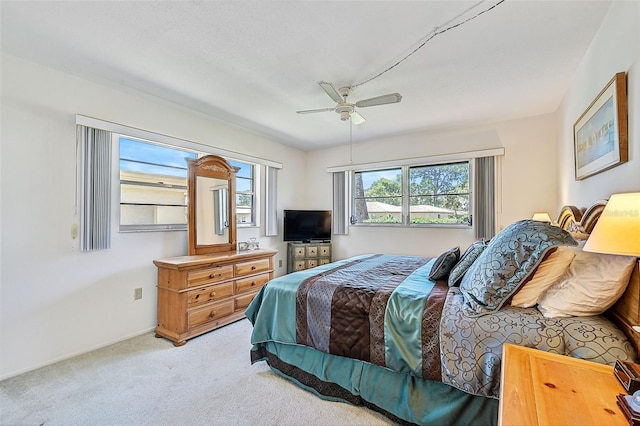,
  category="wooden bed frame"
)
[558,201,640,358]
